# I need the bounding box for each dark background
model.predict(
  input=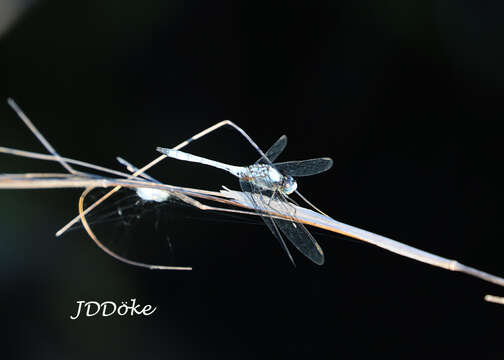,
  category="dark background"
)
[1,1,504,359]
